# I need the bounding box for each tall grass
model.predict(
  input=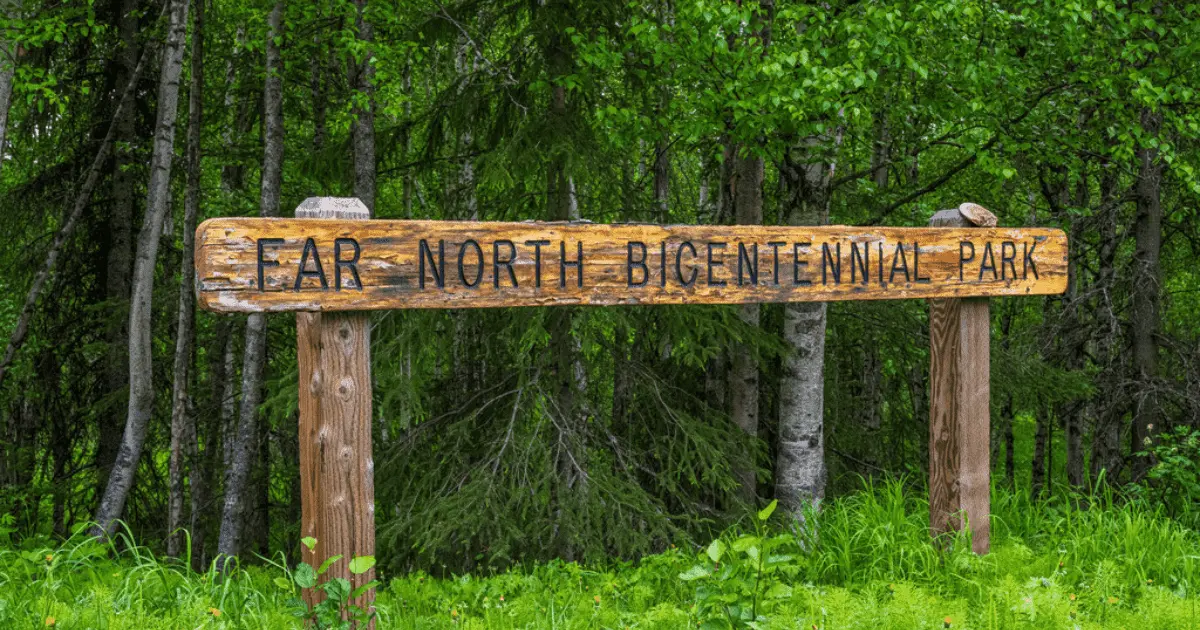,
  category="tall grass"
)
[2,481,1198,628]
